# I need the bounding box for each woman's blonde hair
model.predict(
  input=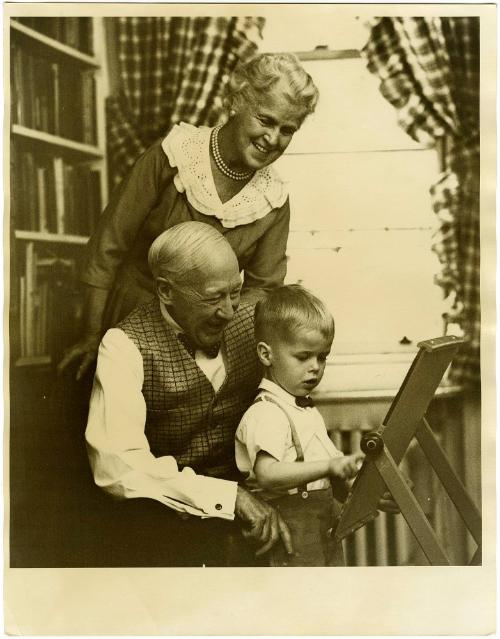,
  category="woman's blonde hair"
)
[224,53,319,124]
